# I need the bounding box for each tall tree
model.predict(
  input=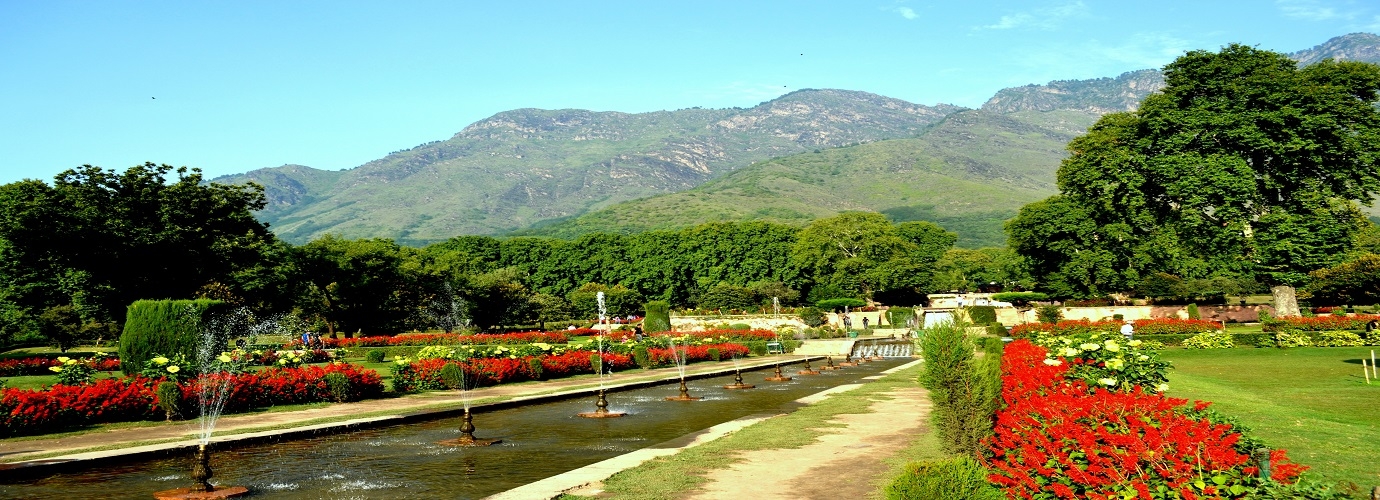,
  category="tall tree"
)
[0,164,273,344]
[791,212,955,303]
[1011,45,1380,313]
